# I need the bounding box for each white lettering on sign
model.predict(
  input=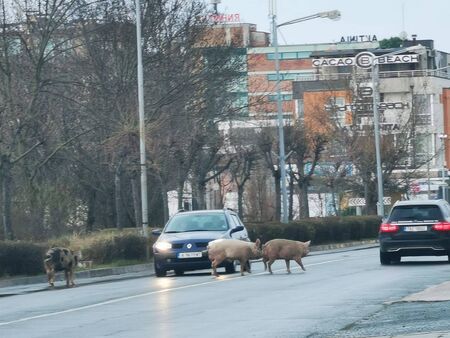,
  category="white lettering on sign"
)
[377,54,419,65]
[313,52,420,68]
[312,57,355,67]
